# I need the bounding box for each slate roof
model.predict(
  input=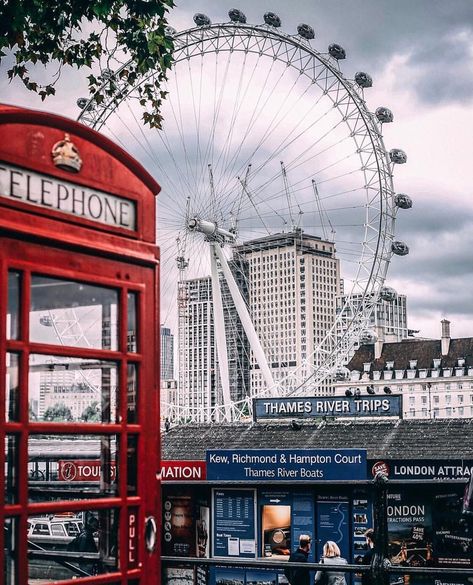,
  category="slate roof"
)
[348,338,473,371]
[162,418,473,461]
